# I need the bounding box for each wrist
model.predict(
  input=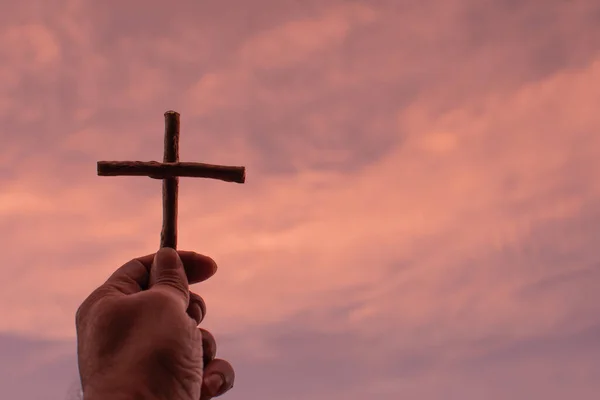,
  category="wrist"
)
[83,381,160,400]
[81,361,198,400]
[84,390,157,400]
